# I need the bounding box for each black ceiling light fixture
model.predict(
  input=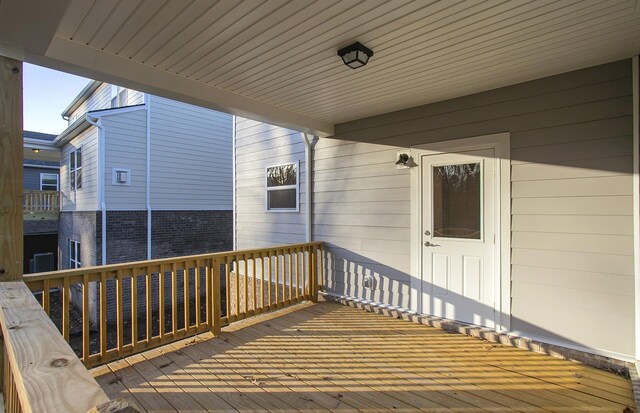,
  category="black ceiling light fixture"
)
[337,42,373,69]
